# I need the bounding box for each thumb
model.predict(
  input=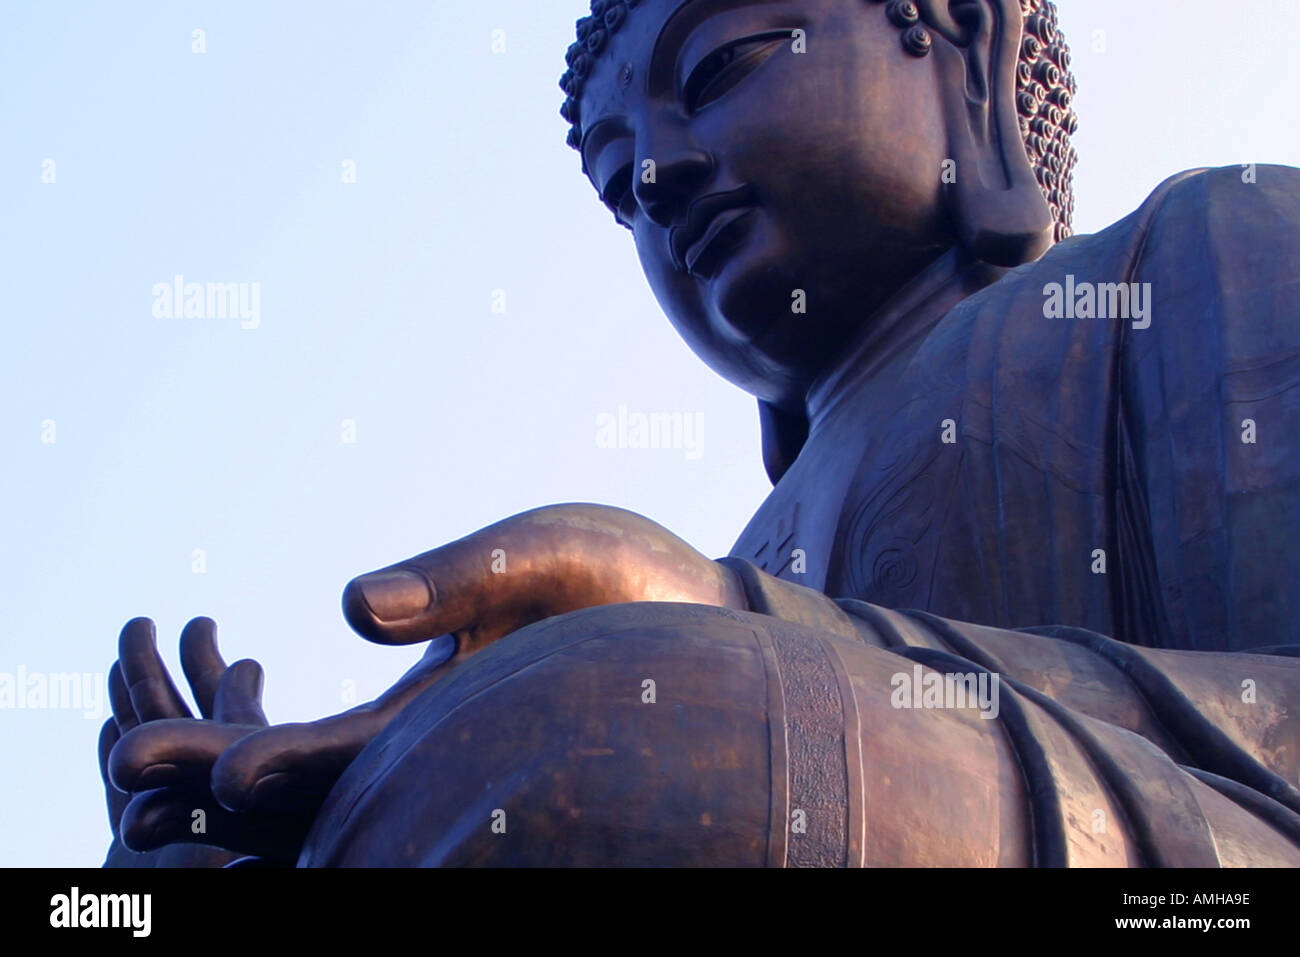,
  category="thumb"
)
[341,503,743,646]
